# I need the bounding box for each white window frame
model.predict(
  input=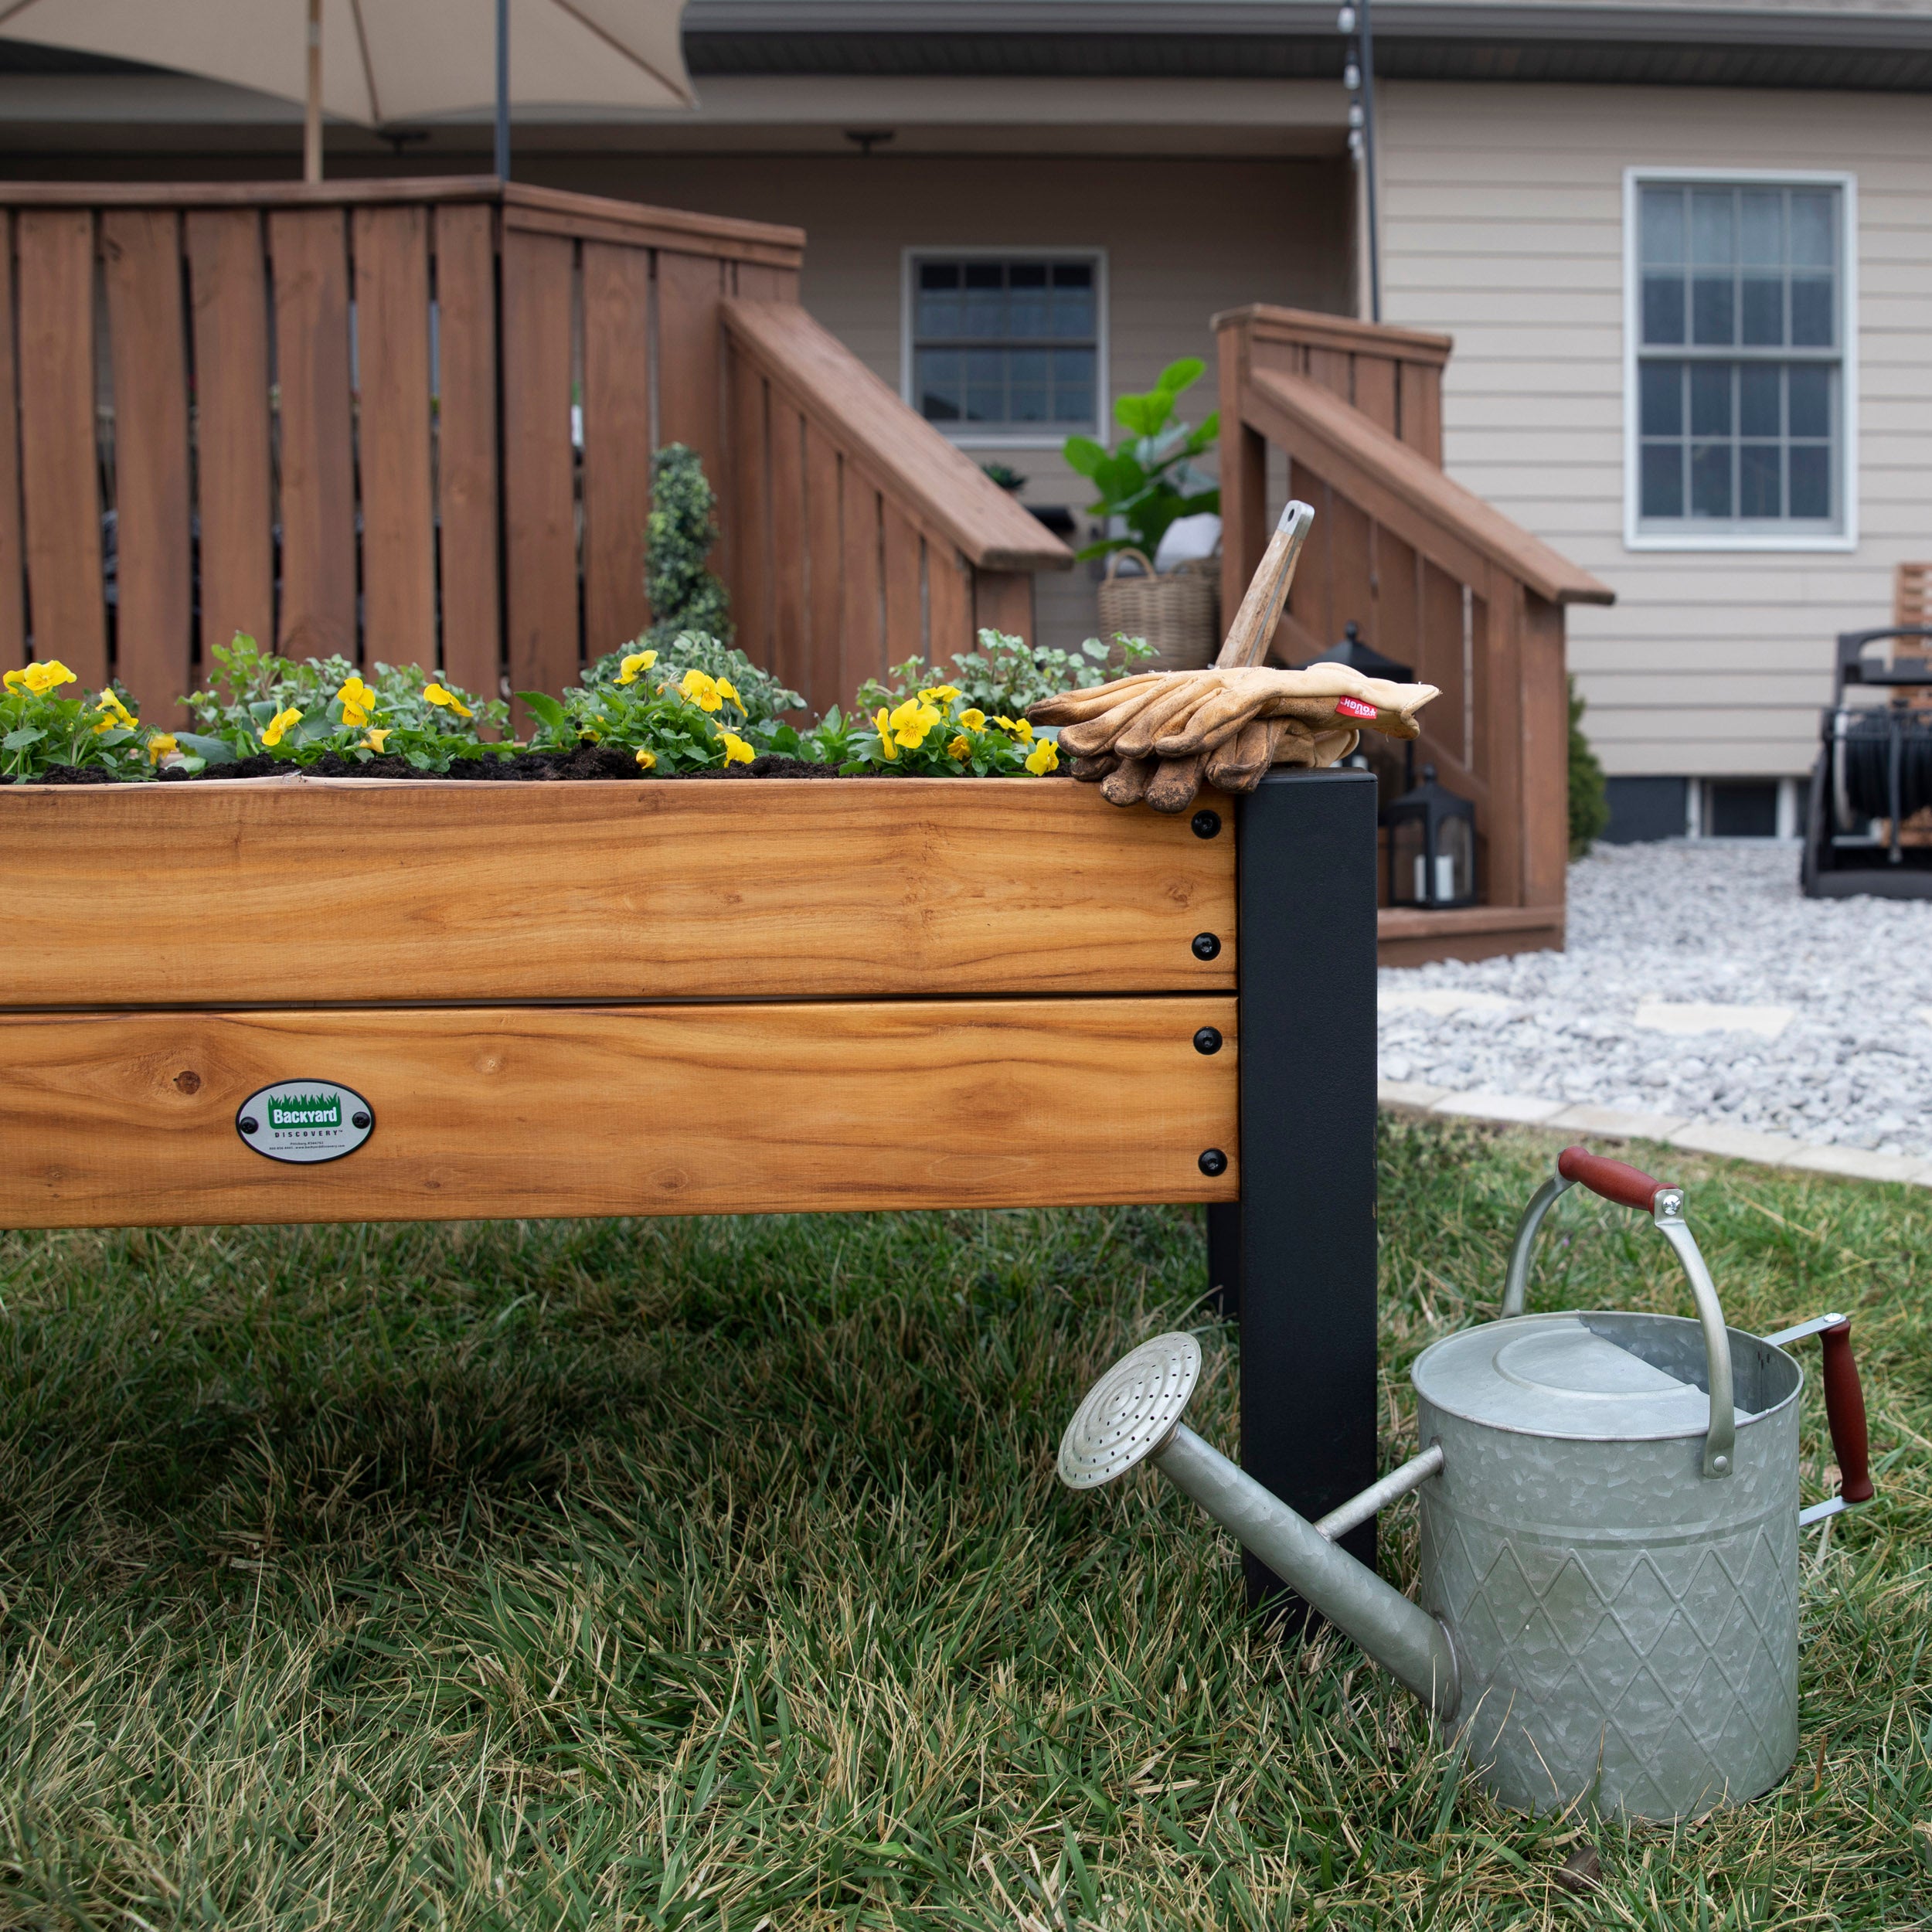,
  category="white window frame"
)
[1622,166,1859,553]
[899,246,1109,450]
